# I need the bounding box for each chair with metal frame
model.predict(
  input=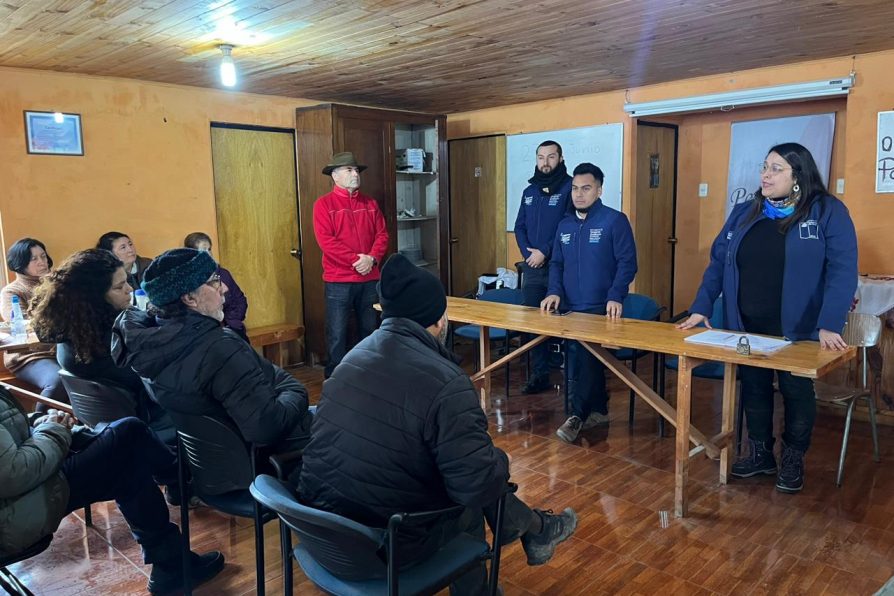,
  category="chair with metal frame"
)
[813,311,882,486]
[0,535,52,596]
[250,475,515,596]
[612,294,665,426]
